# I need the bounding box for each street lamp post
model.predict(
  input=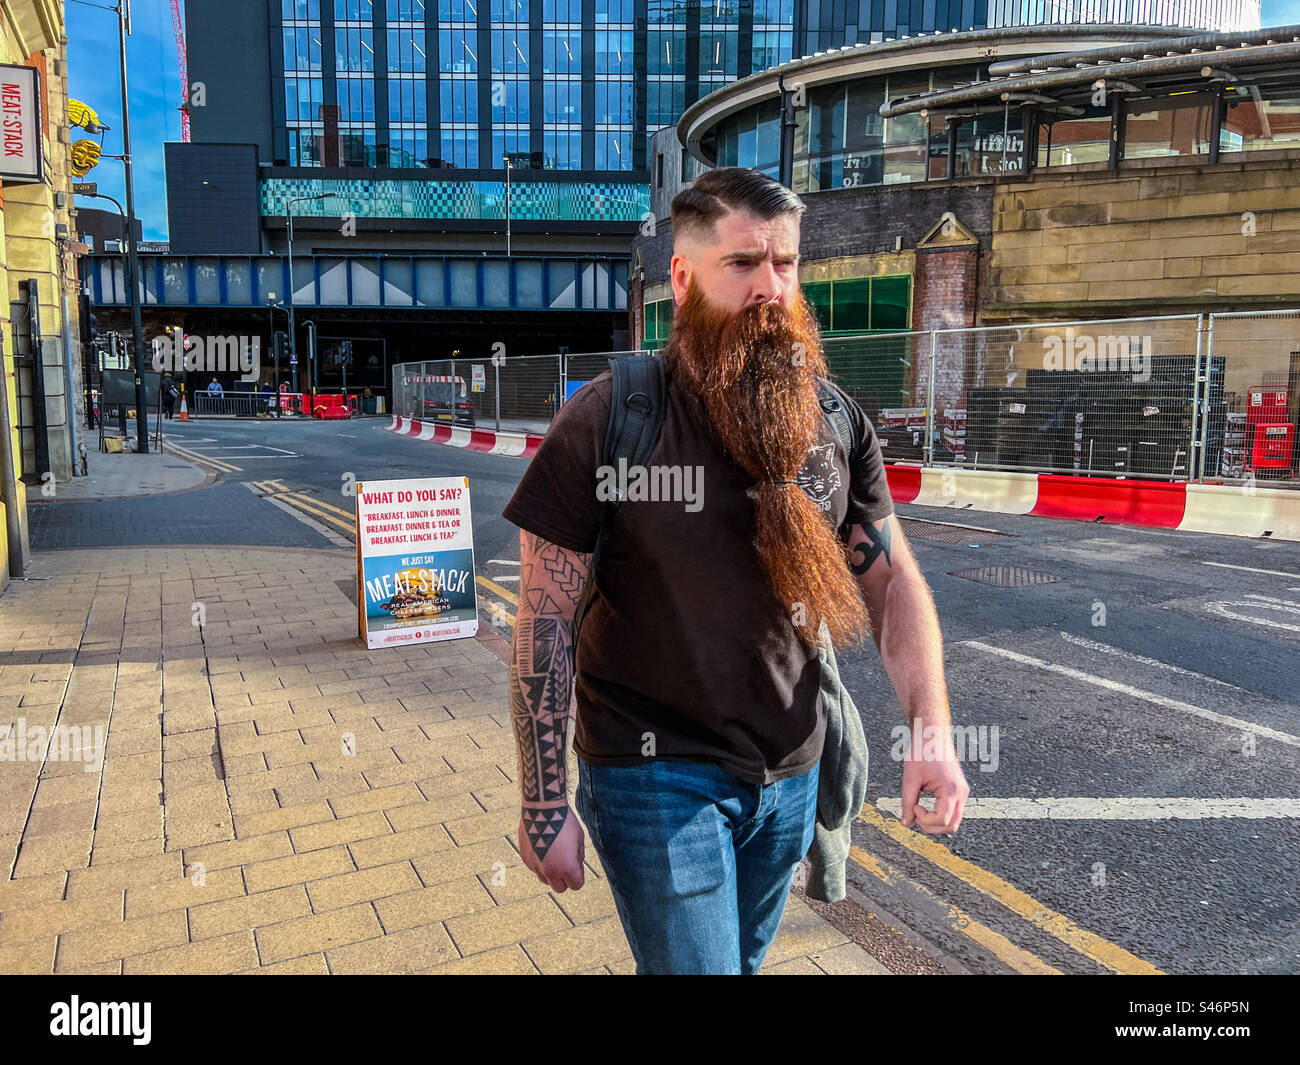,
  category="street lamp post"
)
[286,193,337,395]
[116,0,148,453]
[503,155,512,257]
[267,295,284,407]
